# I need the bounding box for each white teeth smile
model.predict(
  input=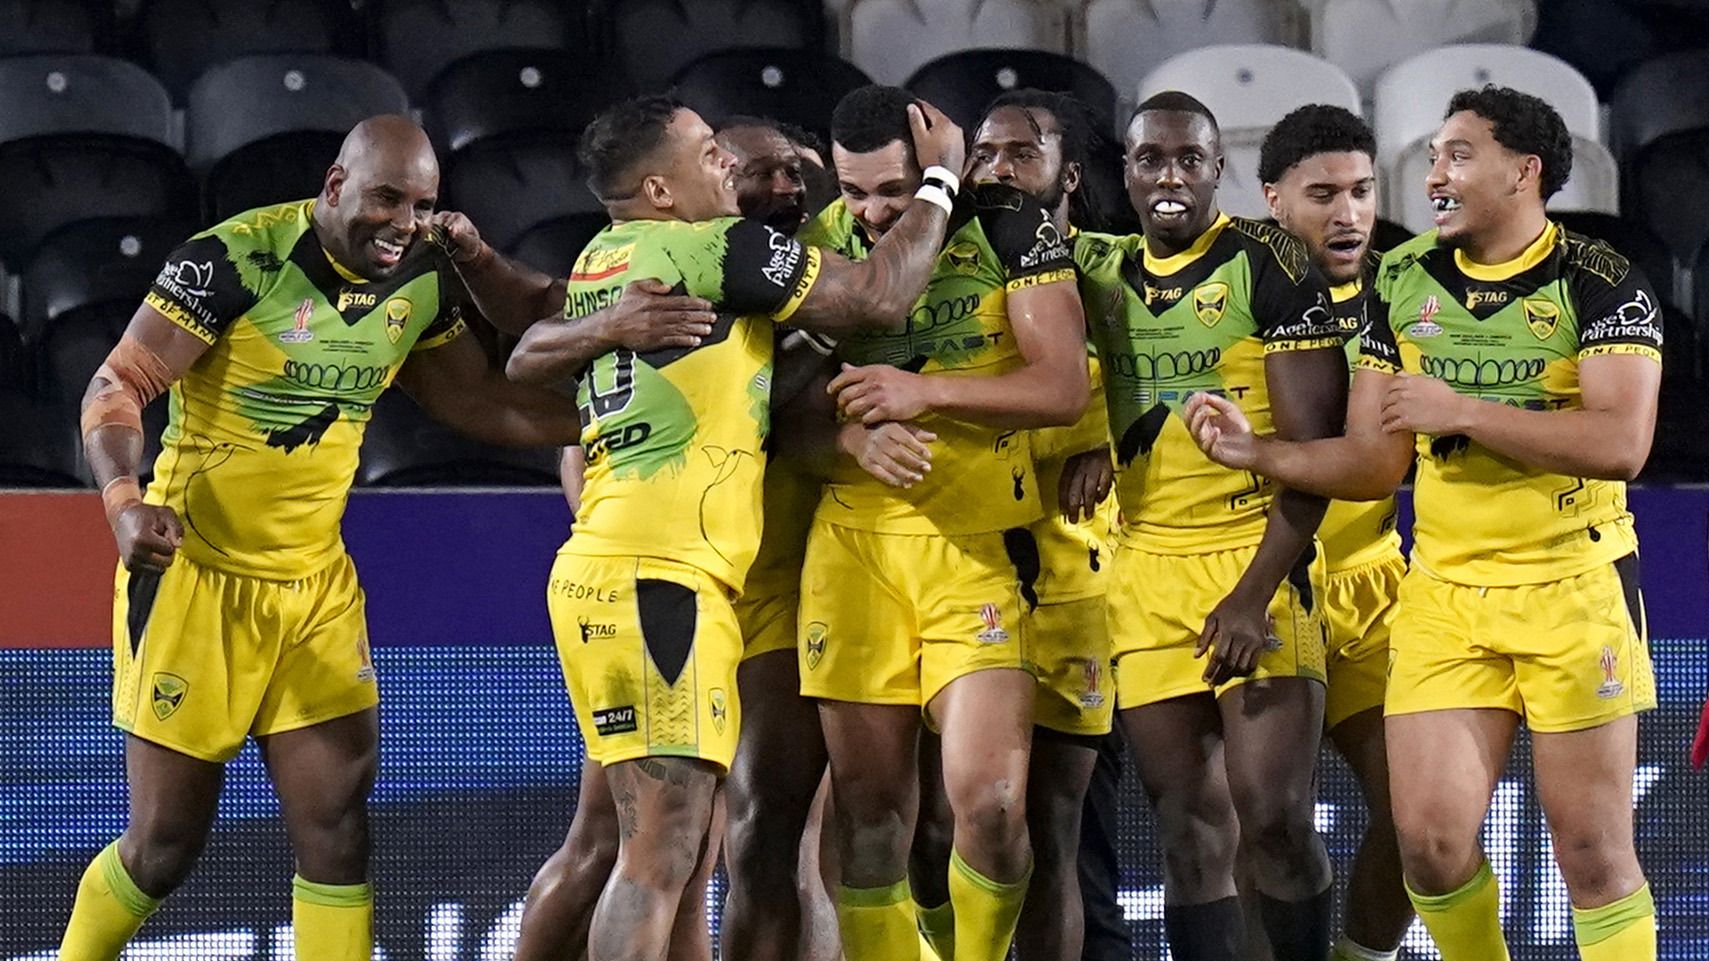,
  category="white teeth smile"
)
[373,238,403,258]
[1153,200,1187,215]
[1433,197,1462,212]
